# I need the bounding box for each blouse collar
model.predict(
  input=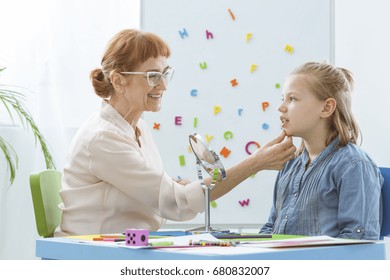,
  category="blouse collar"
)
[99,100,137,136]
